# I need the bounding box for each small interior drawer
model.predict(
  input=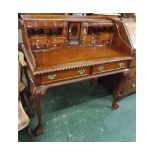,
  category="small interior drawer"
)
[30,36,51,50]
[82,35,94,45]
[51,37,65,47]
[30,36,49,43]
[41,67,90,84]
[97,33,113,45]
